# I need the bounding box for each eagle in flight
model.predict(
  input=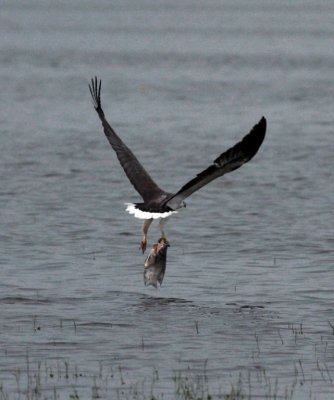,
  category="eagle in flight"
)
[89,77,266,253]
